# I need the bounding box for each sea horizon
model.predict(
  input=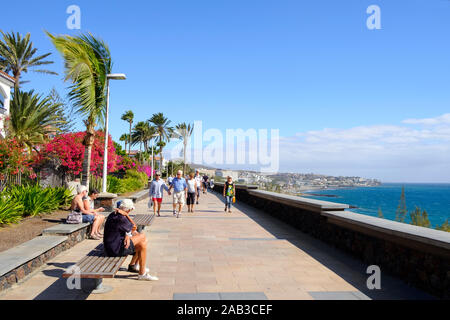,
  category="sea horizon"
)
[303,182,450,227]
